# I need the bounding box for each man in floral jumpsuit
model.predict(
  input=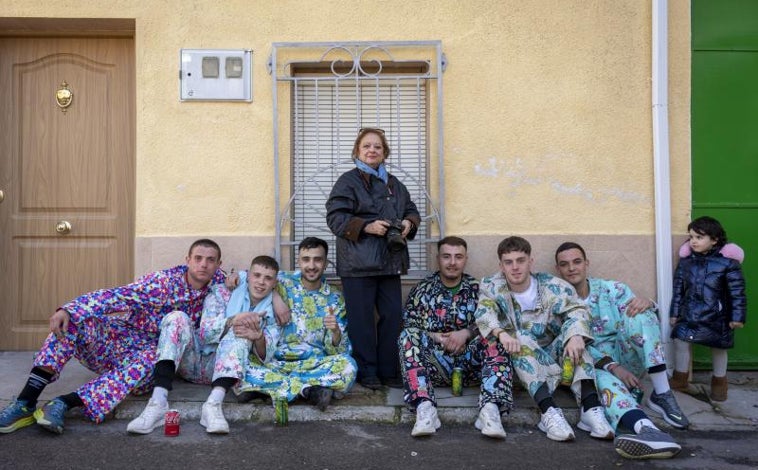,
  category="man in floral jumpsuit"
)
[241,237,357,408]
[0,239,224,435]
[475,236,614,443]
[399,236,513,439]
[555,241,686,459]
[127,254,286,435]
